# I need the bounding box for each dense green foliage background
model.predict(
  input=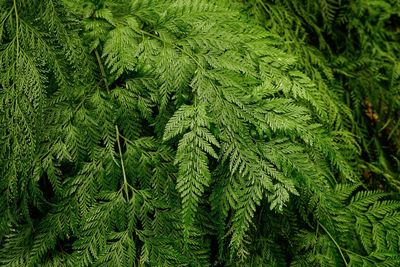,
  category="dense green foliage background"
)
[0,0,399,266]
